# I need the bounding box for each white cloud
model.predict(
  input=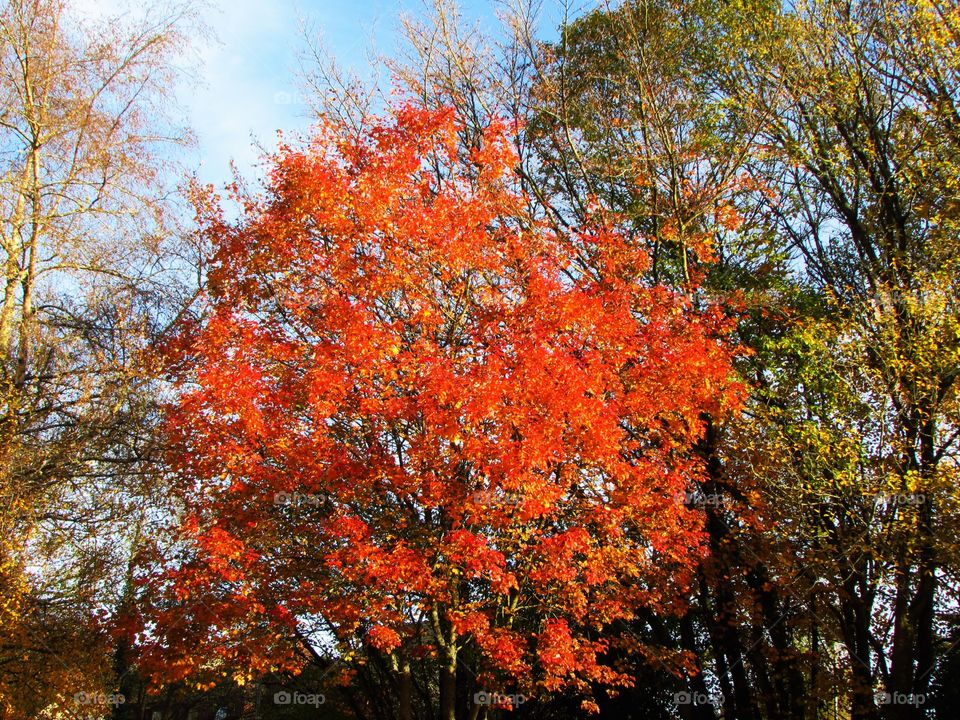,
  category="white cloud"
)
[181,0,309,186]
